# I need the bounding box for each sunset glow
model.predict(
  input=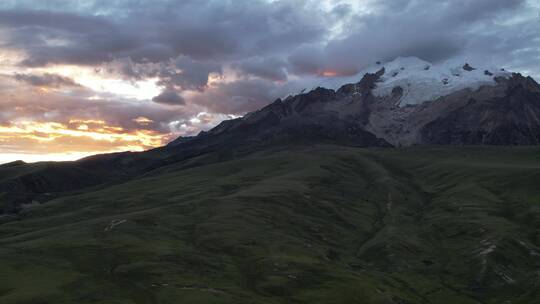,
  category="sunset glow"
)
[321,70,339,77]
[34,65,162,100]
[0,120,172,163]
[0,121,166,146]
